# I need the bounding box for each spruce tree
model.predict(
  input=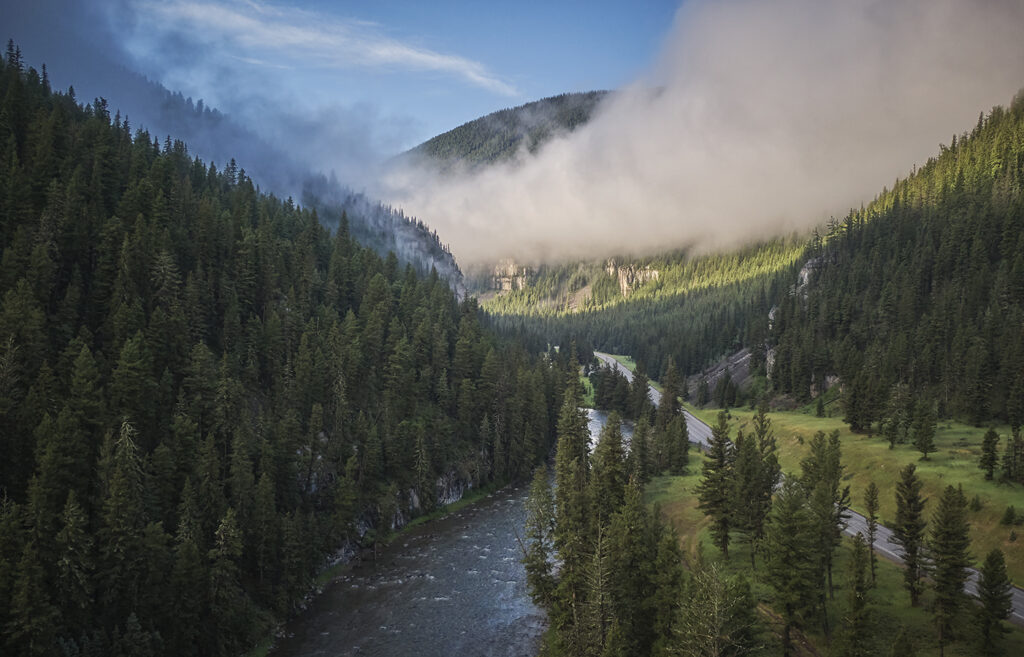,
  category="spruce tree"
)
[835,533,871,657]
[980,428,1000,480]
[590,412,626,529]
[912,400,937,460]
[98,422,147,625]
[697,412,735,558]
[655,358,682,430]
[6,541,60,656]
[649,526,684,654]
[930,485,972,656]
[765,478,818,657]
[54,491,93,634]
[522,467,556,610]
[552,383,592,654]
[607,481,657,656]
[629,416,652,484]
[893,463,928,606]
[864,482,880,585]
[753,405,781,560]
[584,524,614,655]
[676,564,760,657]
[732,429,764,567]
[667,414,689,475]
[630,367,654,422]
[976,548,1013,656]
[801,430,850,601]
